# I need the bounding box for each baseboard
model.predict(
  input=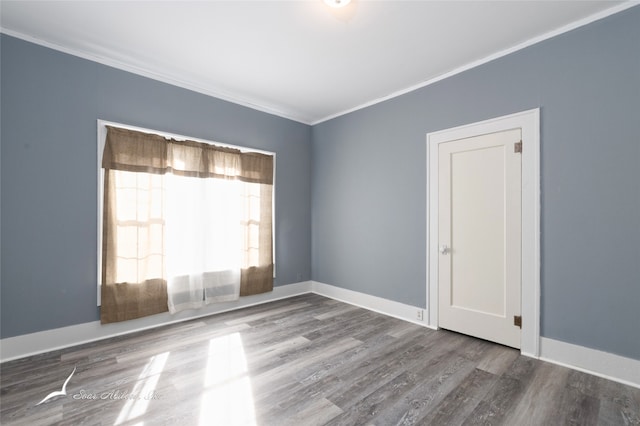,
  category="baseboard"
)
[0,281,313,363]
[539,337,640,389]
[311,281,432,329]
[4,281,638,389]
